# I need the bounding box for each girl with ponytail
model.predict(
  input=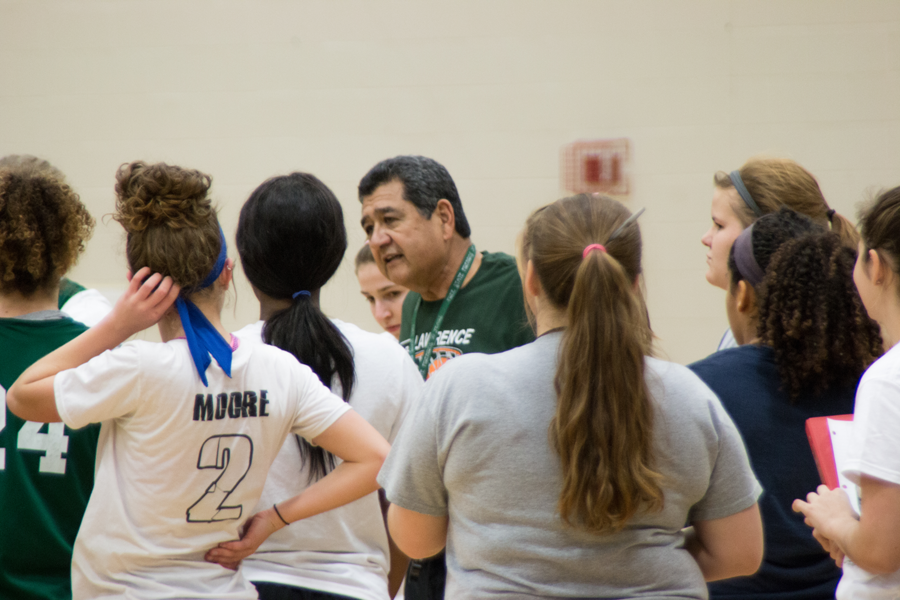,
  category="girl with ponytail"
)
[232,172,422,600]
[702,157,859,350]
[8,161,389,600]
[379,193,763,598]
[795,185,900,599]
